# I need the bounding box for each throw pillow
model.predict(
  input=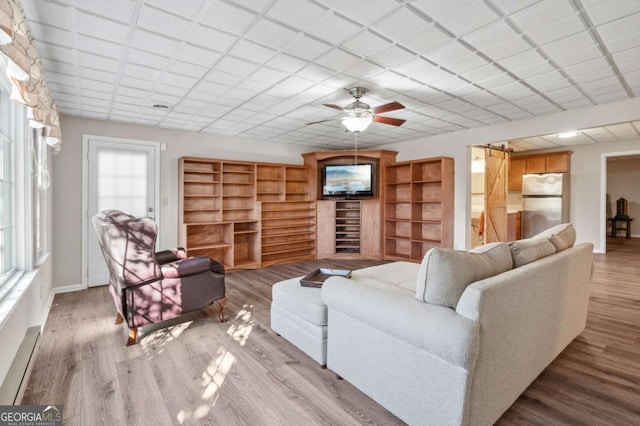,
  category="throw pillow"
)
[508,237,556,268]
[535,223,576,252]
[416,242,513,308]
